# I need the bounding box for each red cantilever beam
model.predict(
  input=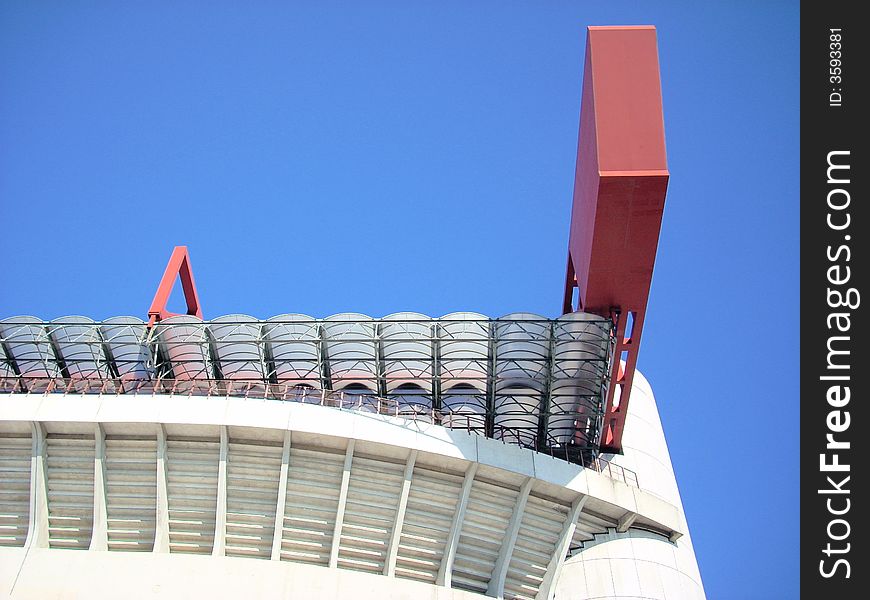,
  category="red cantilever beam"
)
[147,246,203,326]
[564,26,669,453]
